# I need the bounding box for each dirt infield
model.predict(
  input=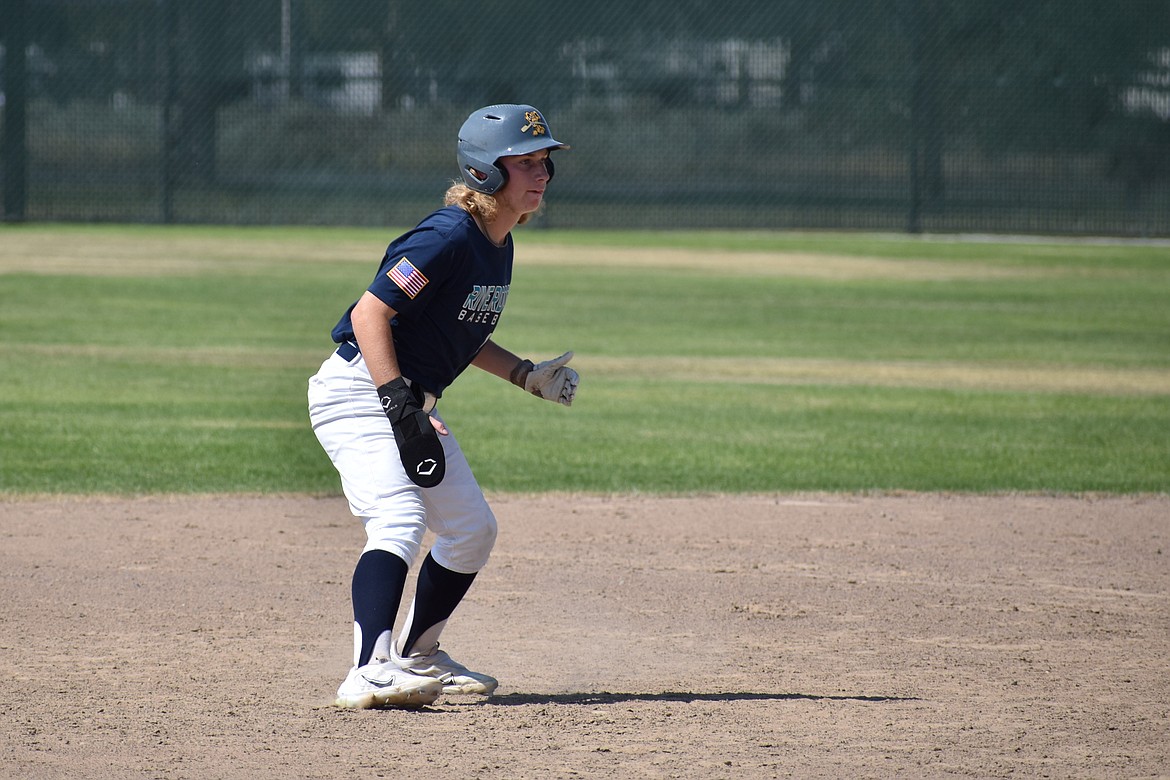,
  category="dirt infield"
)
[2,493,1167,779]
